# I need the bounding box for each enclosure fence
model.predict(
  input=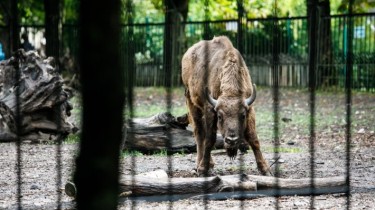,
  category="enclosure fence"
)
[1,13,374,90]
[0,5,373,210]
